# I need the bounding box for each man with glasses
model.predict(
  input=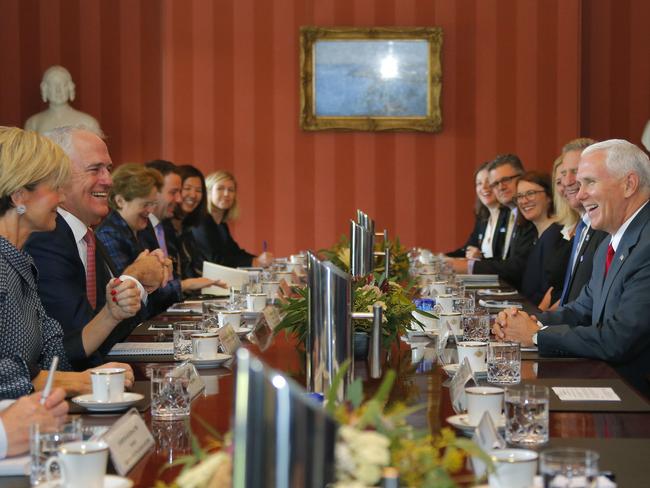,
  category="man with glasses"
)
[450,154,537,289]
[493,139,650,397]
